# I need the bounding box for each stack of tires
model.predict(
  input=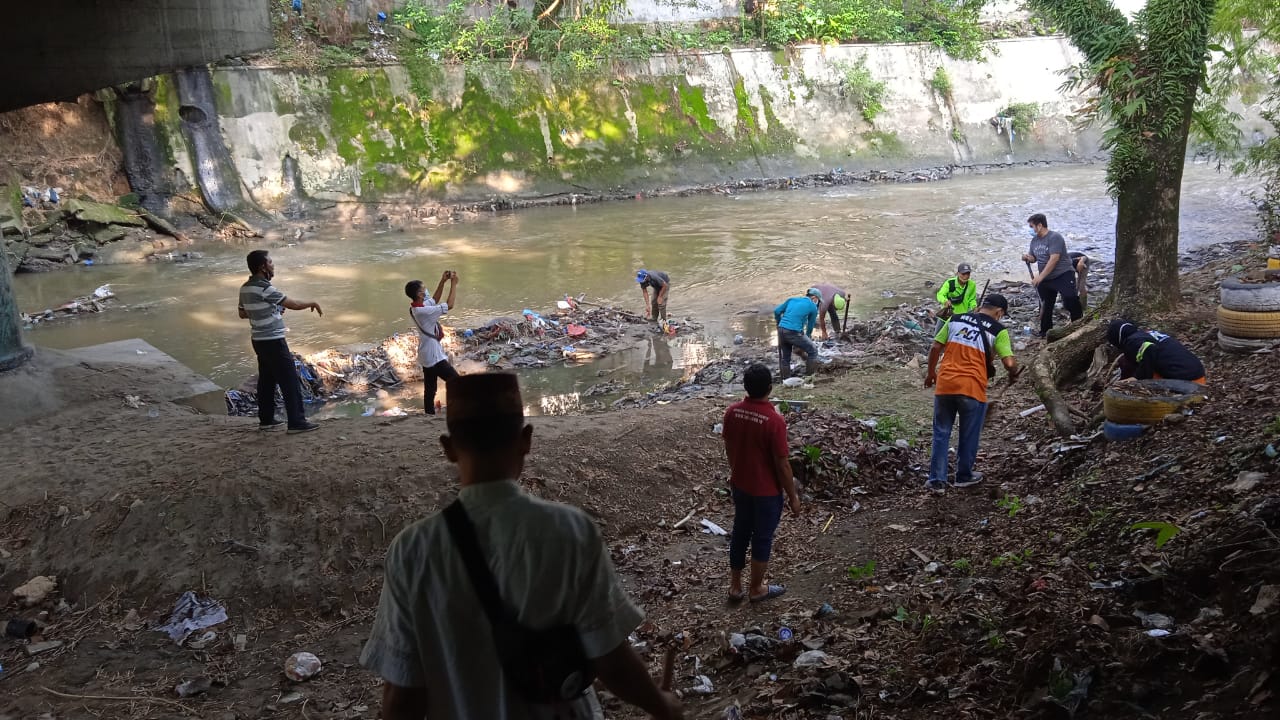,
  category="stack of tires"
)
[1102,379,1207,442]
[1218,273,1280,353]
